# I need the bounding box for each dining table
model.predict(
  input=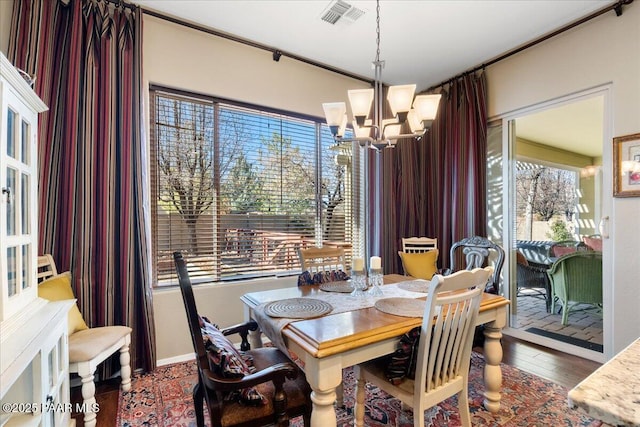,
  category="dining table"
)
[240,273,510,427]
